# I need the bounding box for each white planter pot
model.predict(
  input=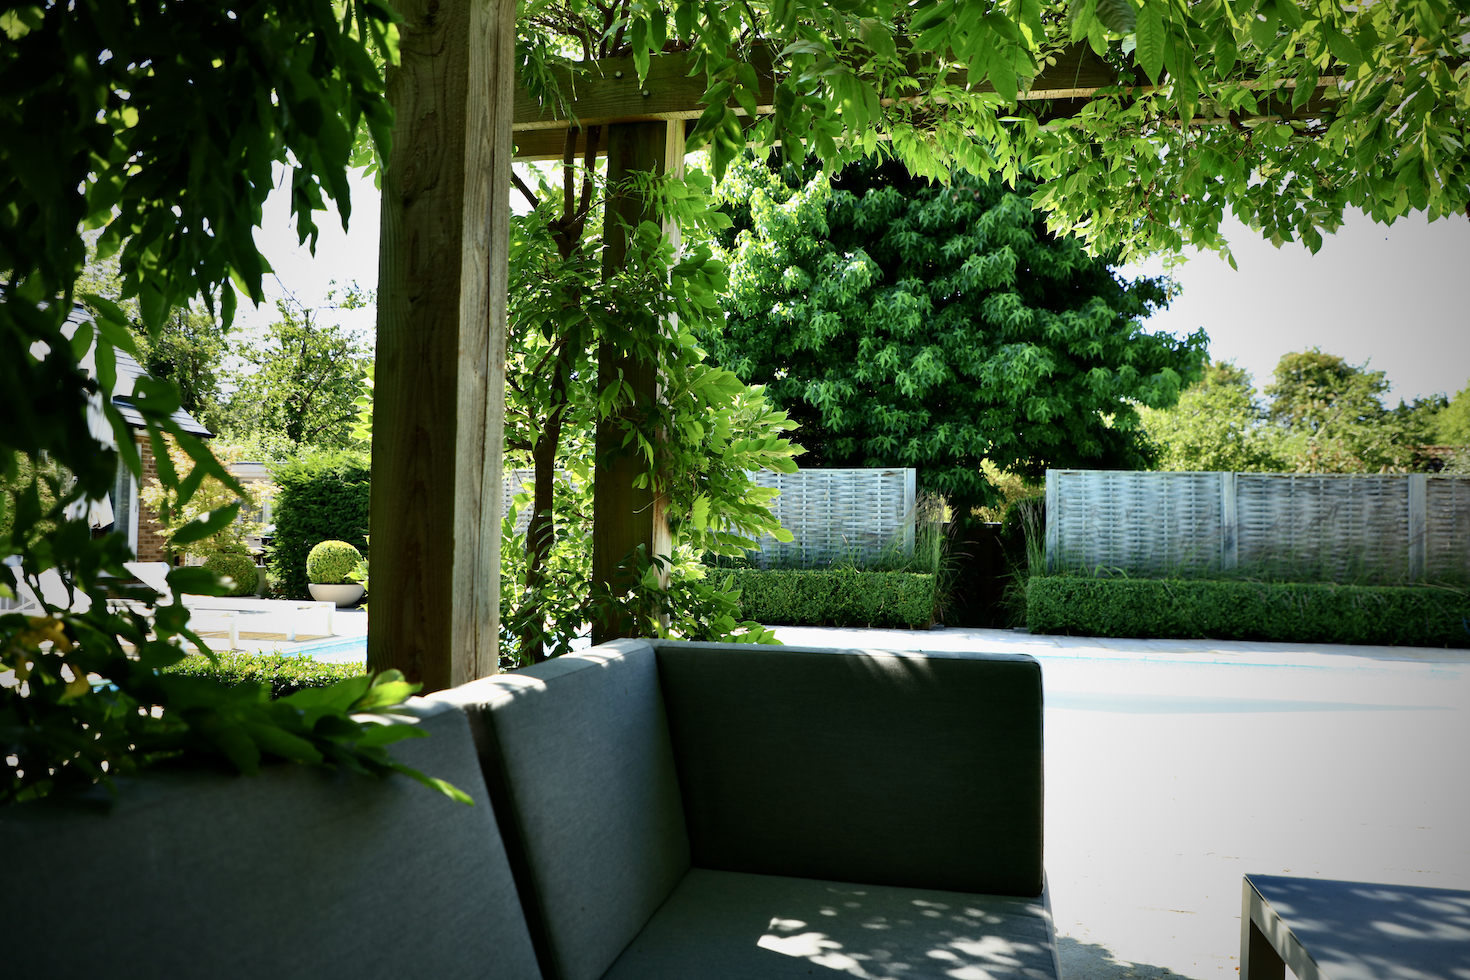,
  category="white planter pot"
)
[308,583,365,608]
